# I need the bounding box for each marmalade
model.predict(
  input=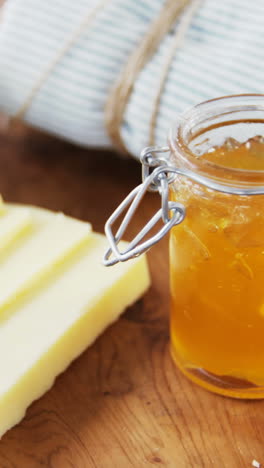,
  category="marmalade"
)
[170,136,264,398]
